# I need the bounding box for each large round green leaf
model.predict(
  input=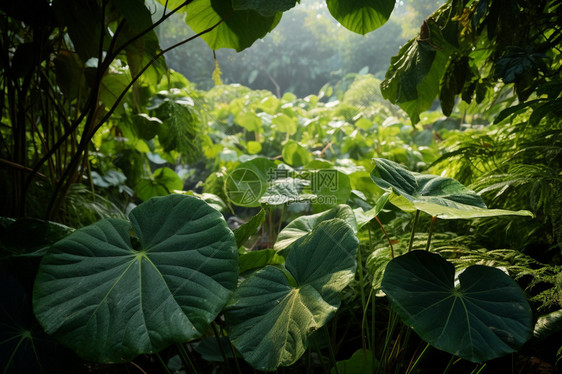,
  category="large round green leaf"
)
[33,195,238,363]
[381,251,533,363]
[224,219,358,371]
[371,158,534,219]
[326,0,395,35]
[185,0,281,52]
